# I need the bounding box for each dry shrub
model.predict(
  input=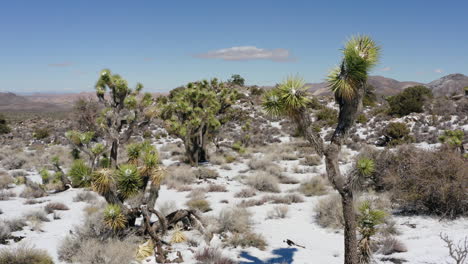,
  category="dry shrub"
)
[59,237,140,264]
[220,164,232,170]
[157,200,177,217]
[248,158,283,177]
[165,165,196,186]
[300,155,322,166]
[44,202,69,214]
[0,245,53,264]
[194,167,219,180]
[0,190,16,200]
[5,218,27,232]
[210,155,226,165]
[20,182,47,199]
[378,237,407,255]
[281,152,298,161]
[265,194,304,204]
[234,188,257,198]
[298,177,328,196]
[0,224,10,243]
[315,194,344,229]
[217,207,252,234]
[187,199,211,213]
[246,172,280,193]
[73,191,98,203]
[266,205,289,219]
[0,172,13,189]
[194,247,236,264]
[187,188,207,199]
[278,175,300,184]
[207,184,228,192]
[228,232,267,250]
[372,146,468,218]
[25,209,50,223]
